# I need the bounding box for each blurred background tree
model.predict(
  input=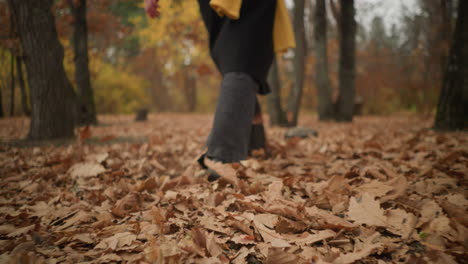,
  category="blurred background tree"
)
[0,0,465,137]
